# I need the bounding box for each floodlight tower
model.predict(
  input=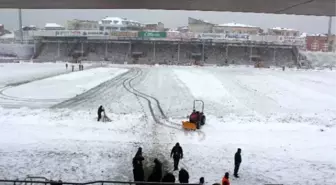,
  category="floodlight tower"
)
[327,16,333,52]
[18,9,23,43]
